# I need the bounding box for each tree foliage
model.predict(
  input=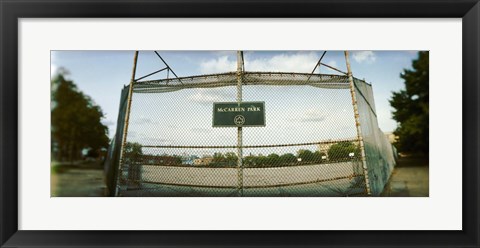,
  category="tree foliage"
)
[51,71,109,162]
[279,153,297,164]
[297,150,326,164]
[212,152,225,163]
[265,153,280,165]
[123,142,143,163]
[224,152,238,164]
[328,142,359,161]
[389,51,429,155]
[313,151,326,162]
[297,149,313,162]
[211,152,237,166]
[210,149,329,168]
